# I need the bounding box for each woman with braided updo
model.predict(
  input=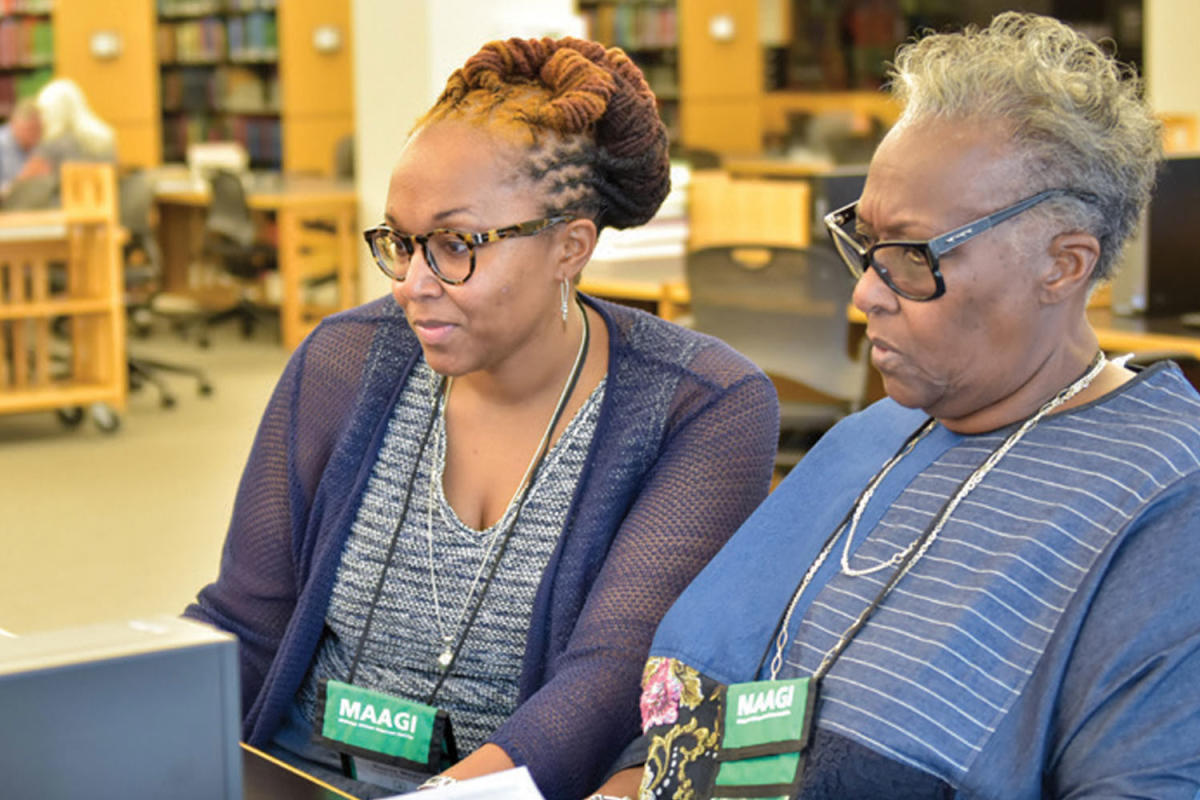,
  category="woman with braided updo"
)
[186,37,778,799]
